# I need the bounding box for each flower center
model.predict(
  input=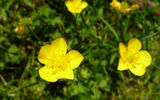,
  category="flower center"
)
[49,55,70,74]
[127,54,134,62]
[126,54,137,68]
[121,1,130,9]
